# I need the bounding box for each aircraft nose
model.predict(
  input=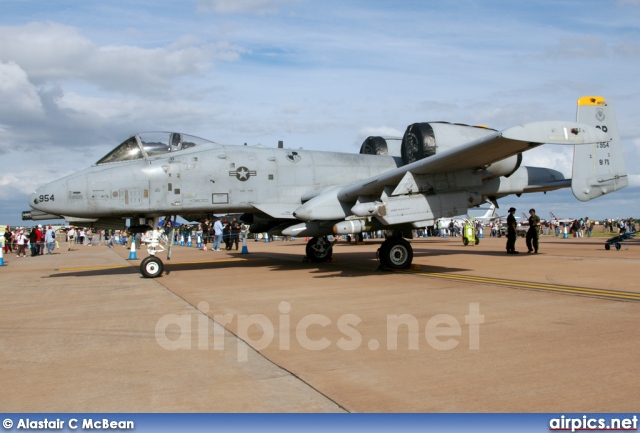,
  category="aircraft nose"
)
[29,190,40,209]
[30,178,68,215]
